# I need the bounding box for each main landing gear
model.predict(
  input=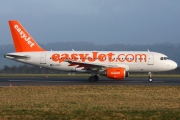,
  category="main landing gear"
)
[148,72,153,82]
[88,75,99,82]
